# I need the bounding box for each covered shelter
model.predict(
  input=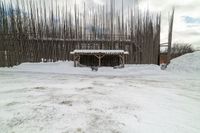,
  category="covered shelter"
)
[70,50,129,67]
